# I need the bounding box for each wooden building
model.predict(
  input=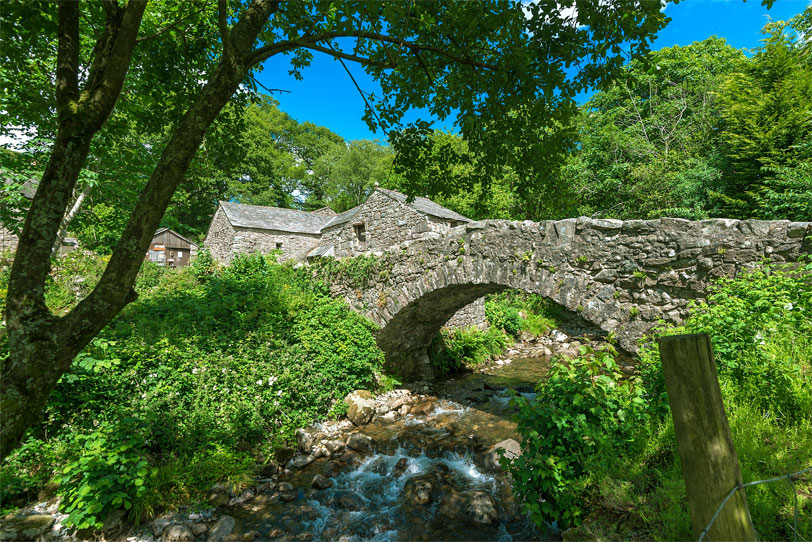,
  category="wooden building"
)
[146,228,198,268]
